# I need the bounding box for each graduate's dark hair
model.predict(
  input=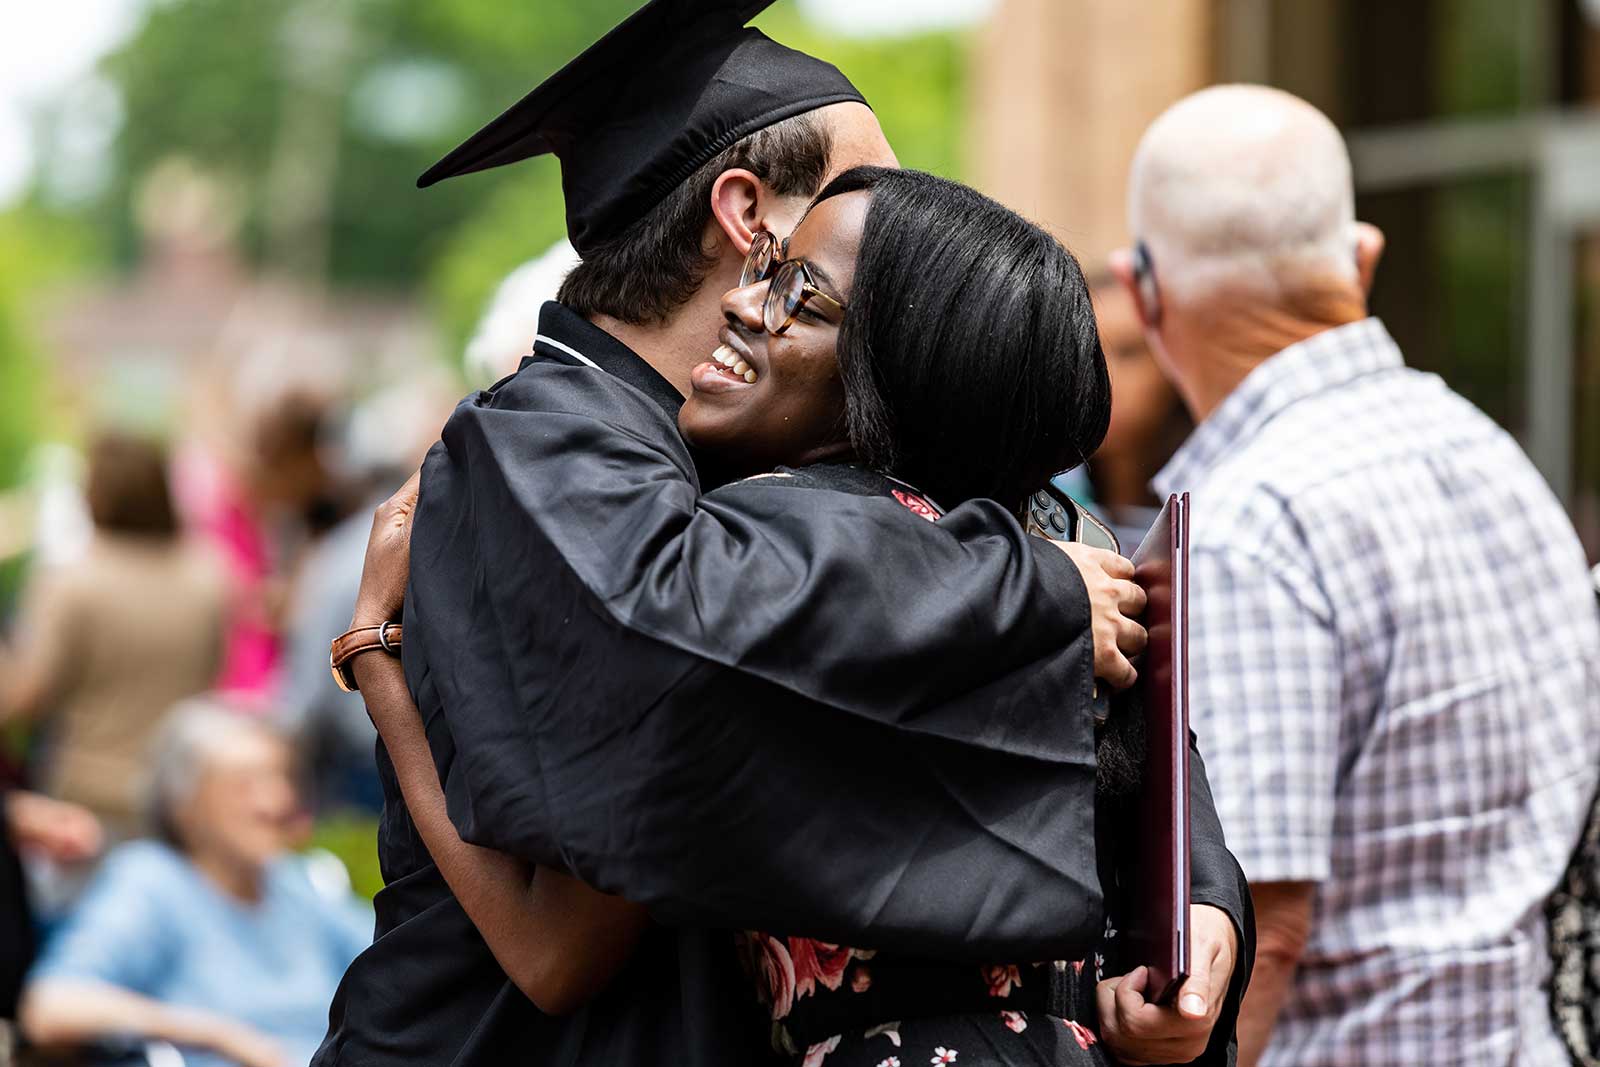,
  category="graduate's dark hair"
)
[558,113,833,326]
[813,166,1110,513]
